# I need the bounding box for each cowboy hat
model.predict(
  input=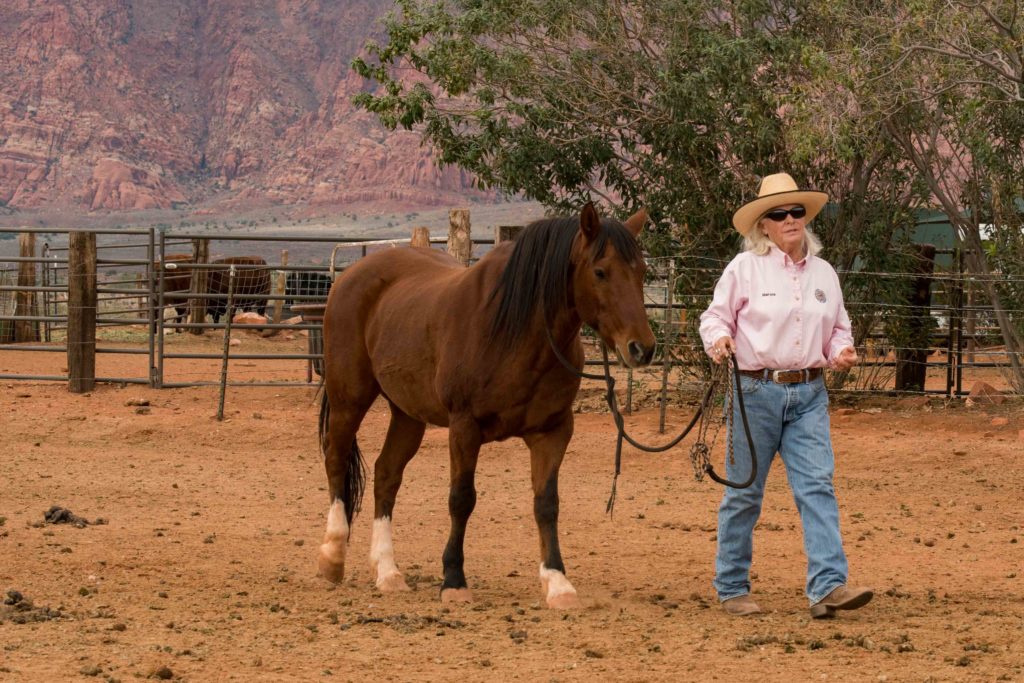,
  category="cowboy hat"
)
[732,173,828,236]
